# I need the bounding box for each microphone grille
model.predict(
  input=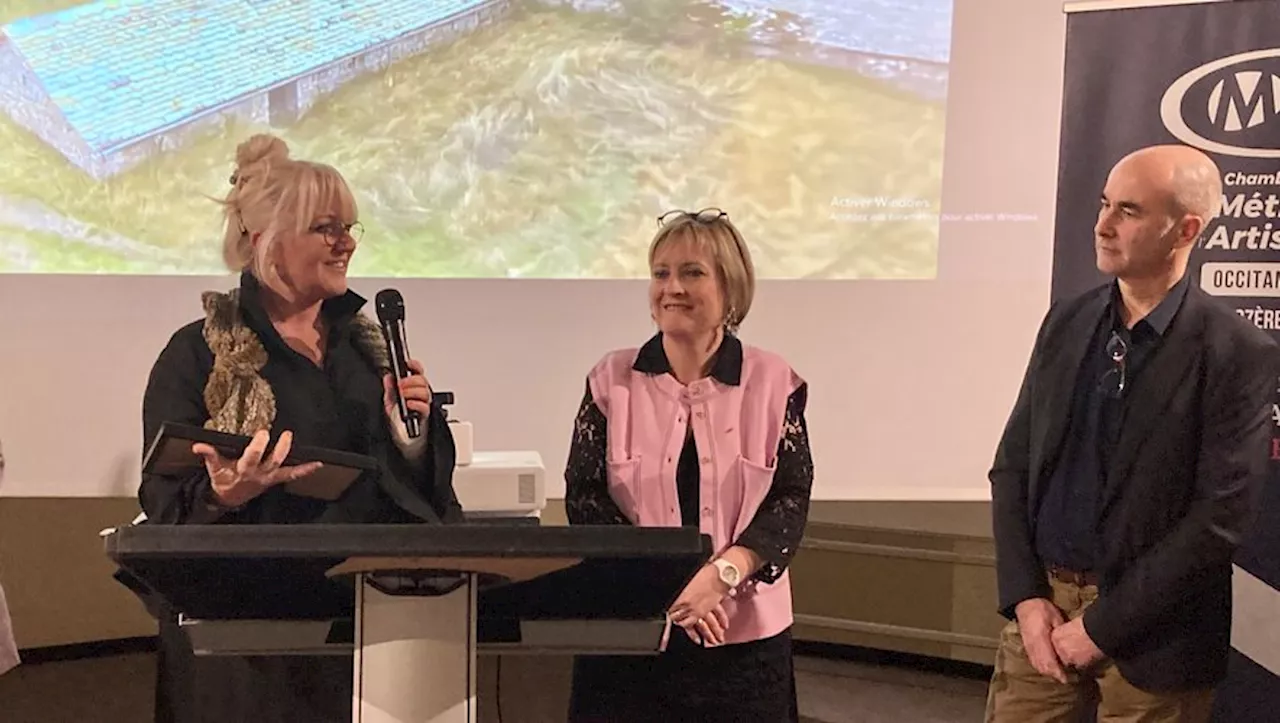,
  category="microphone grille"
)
[375,289,405,322]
